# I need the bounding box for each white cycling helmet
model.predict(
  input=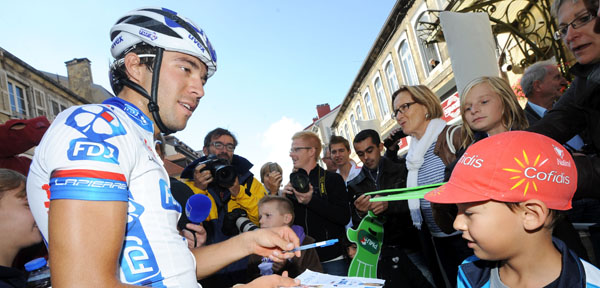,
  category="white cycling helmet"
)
[110,7,217,78]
